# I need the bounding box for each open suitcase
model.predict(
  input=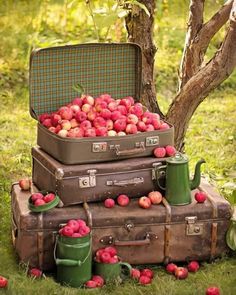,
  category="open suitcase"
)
[29,43,174,164]
[32,146,166,206]
[11,180,231,271]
